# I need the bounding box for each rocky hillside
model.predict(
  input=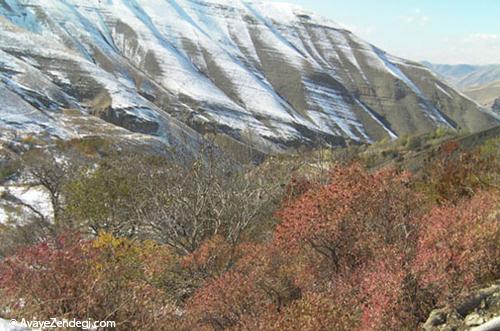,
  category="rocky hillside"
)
[1,0,498,155]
